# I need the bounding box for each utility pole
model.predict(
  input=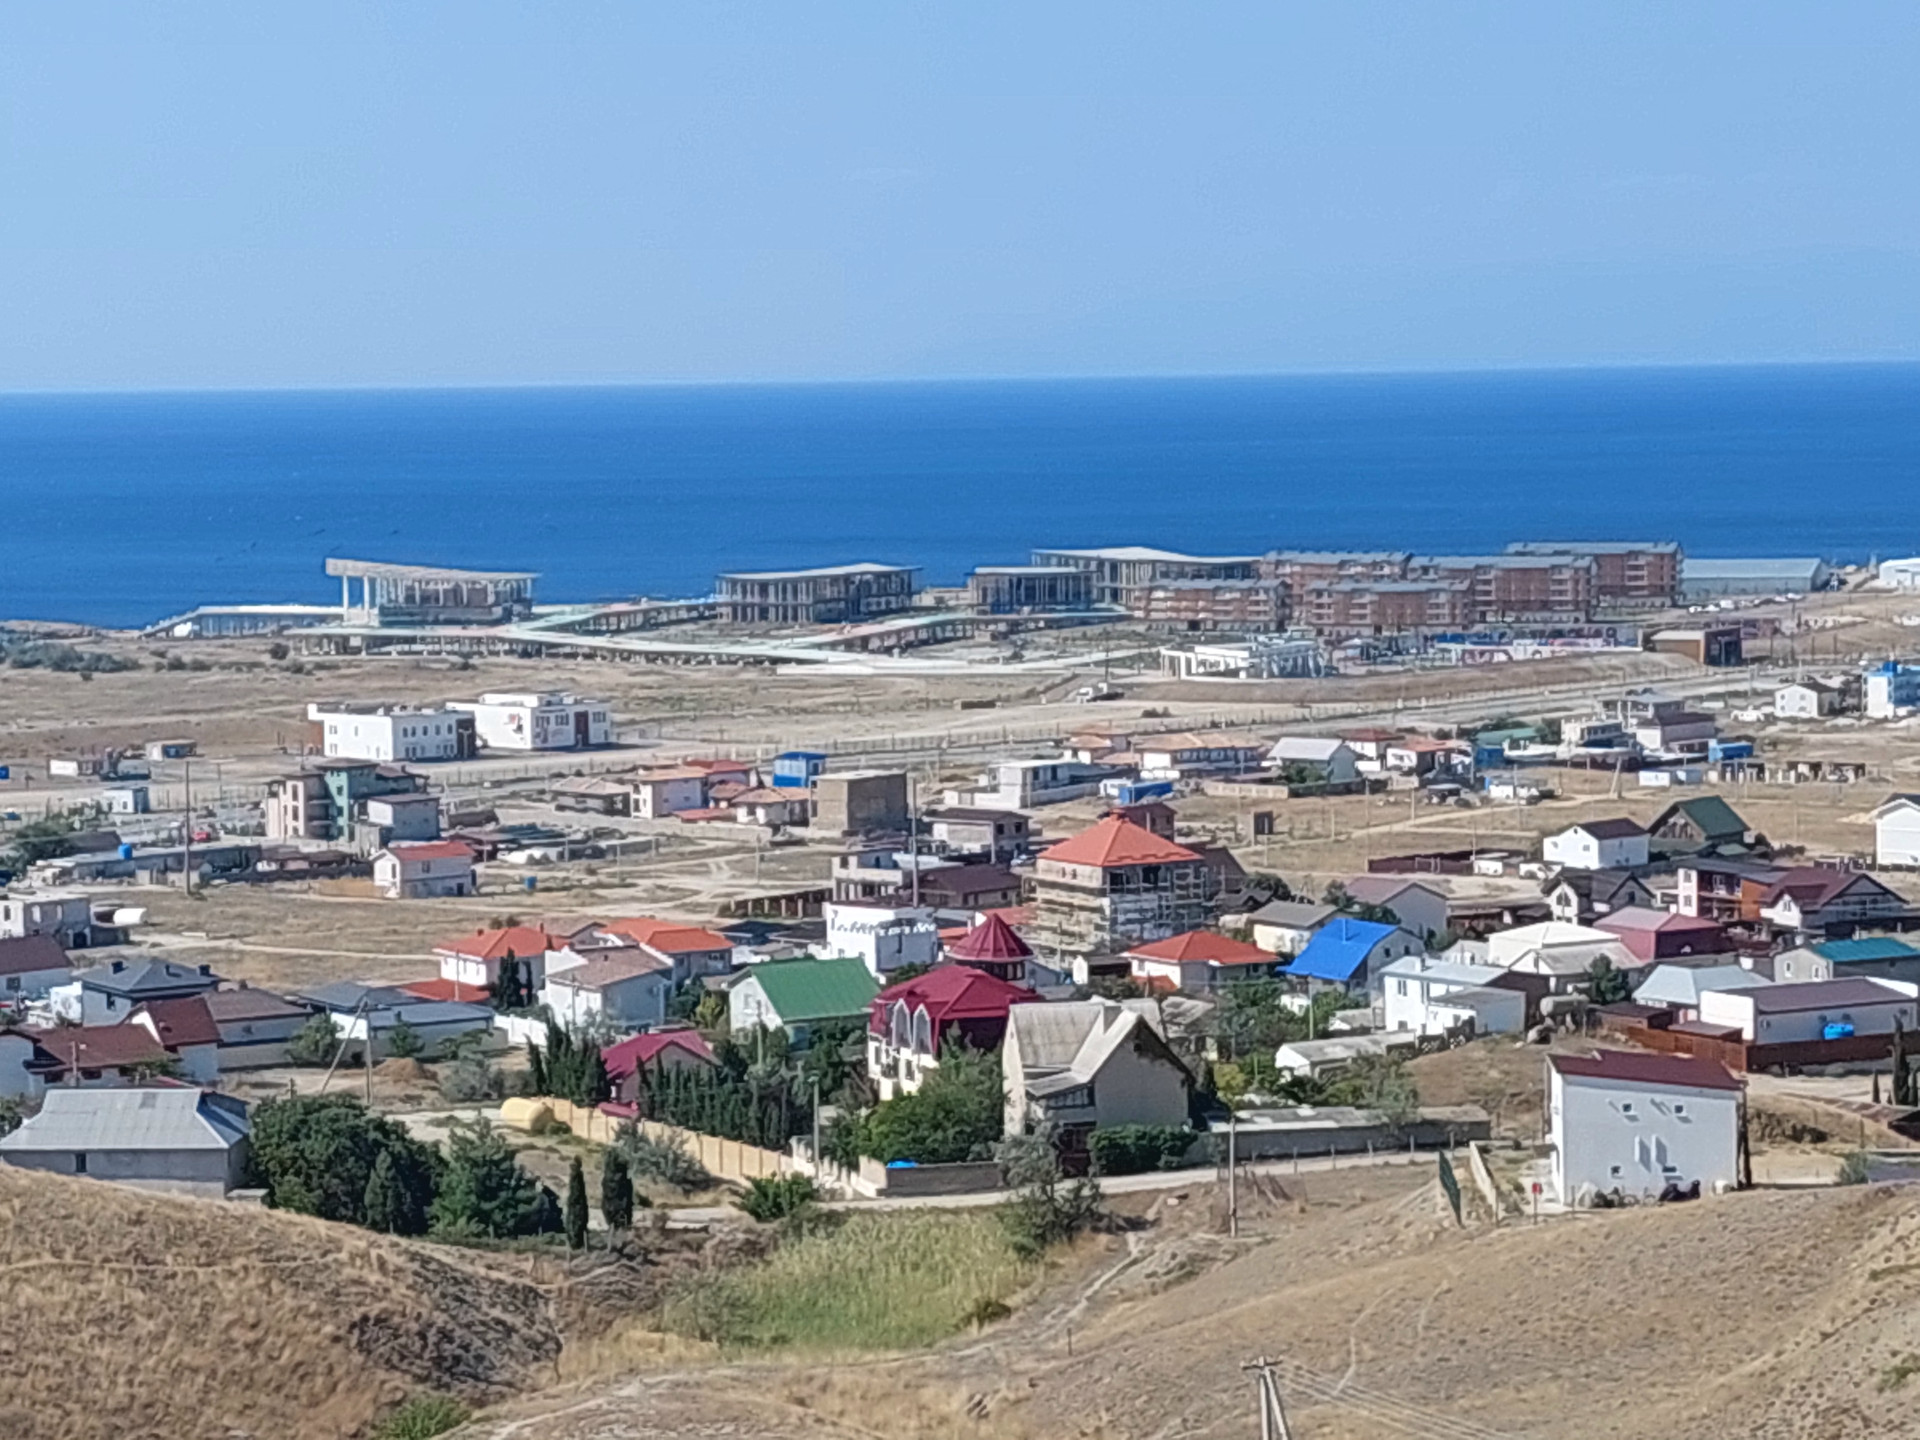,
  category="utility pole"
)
[811,1077,822,1174]
[1227,1110,1239,1239]
[908,773,921,907]
[1241,1358,1294,1440]
[180,758,193,896]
